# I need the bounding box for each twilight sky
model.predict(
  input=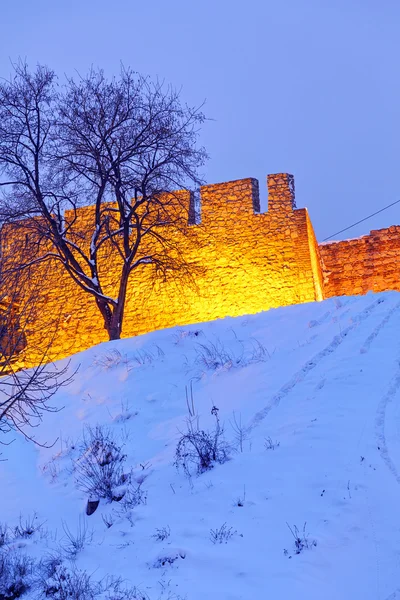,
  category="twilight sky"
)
[1,0,399,241]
